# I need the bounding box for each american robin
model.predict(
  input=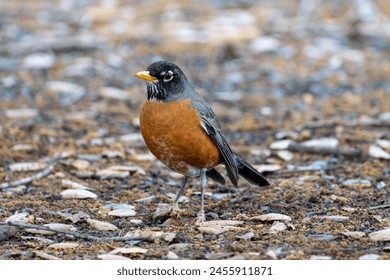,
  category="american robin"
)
[135,61,269,224]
